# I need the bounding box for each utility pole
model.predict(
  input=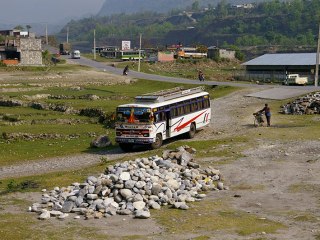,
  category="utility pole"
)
[315,23,320,87]
[45,24,48,45]
[67,27,69,43]
[93,29,96,60]
[138,33,142,72]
